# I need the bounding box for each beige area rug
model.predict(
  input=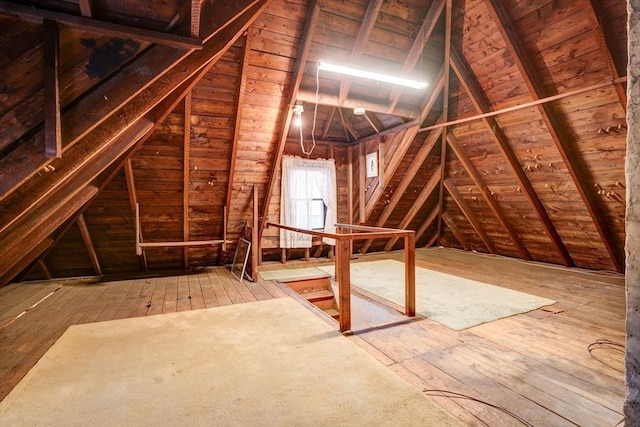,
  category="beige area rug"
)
[318,259,555,330]
[259,266,328,281]
[0,297,462,427]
